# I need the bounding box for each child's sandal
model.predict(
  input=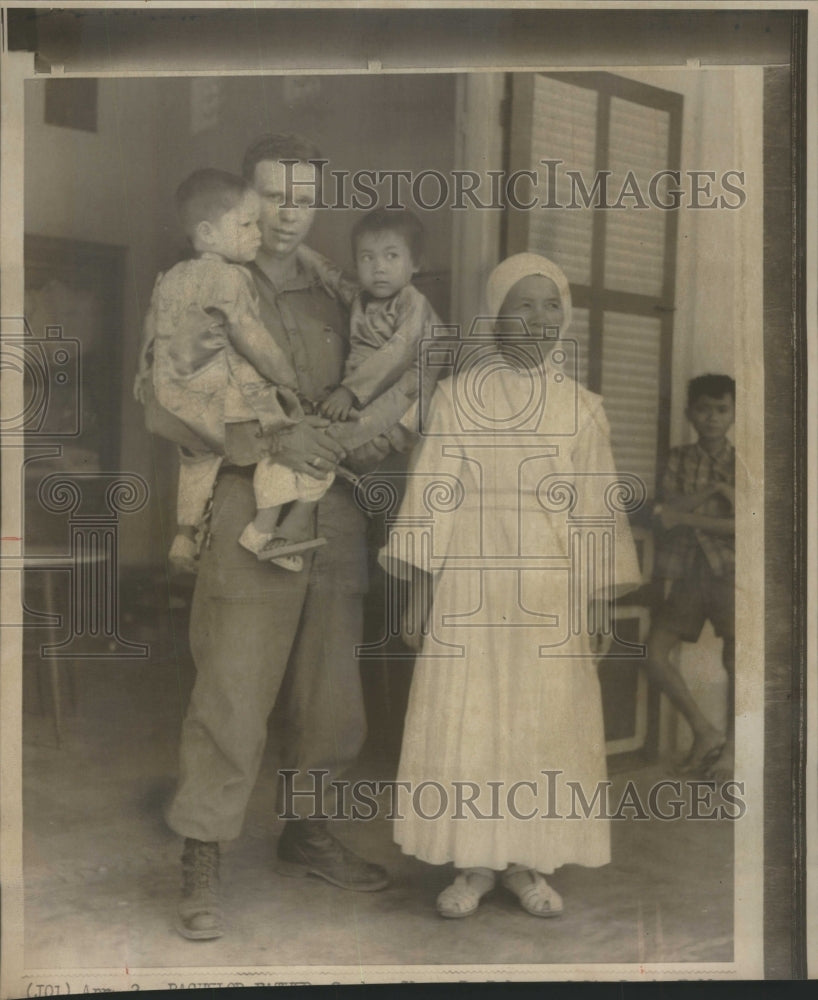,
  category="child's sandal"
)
[436,869,495,919]
[501,868,563,918]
